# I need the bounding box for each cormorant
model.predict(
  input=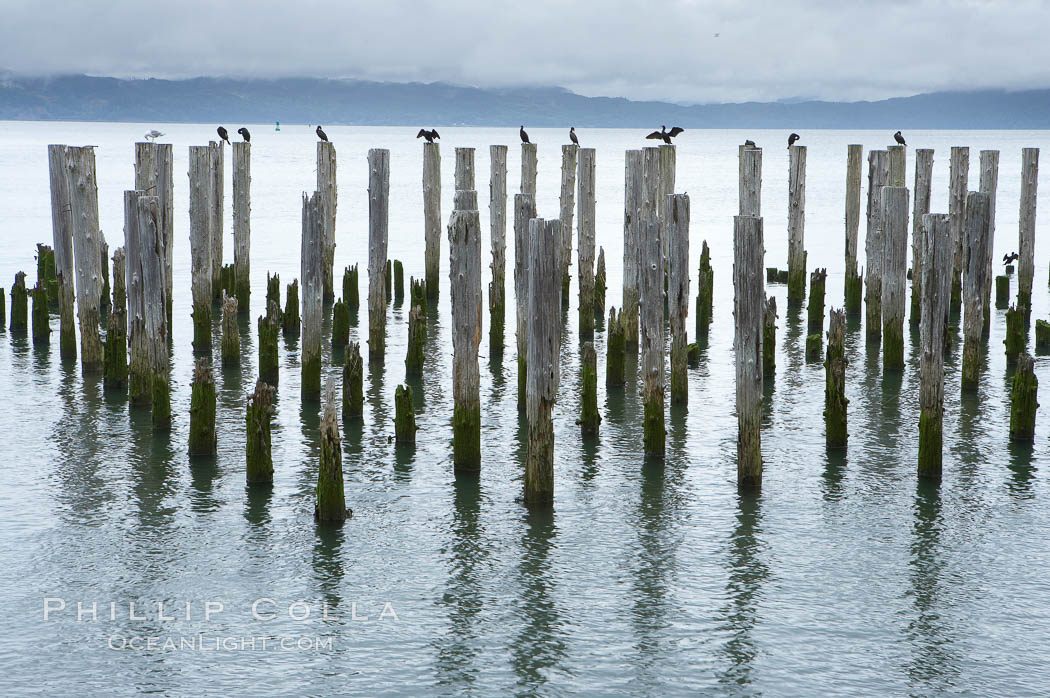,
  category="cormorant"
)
[237,127,251,143]
[1004,252,1019,265]
[316,125,329,142]
[416,128,440,143]
[569,127,579,146]
[646,125,685,144]
[520,125,530,144]
[144,130,164,142]
[217,126,230,145]
[788,133,800,147]
[894,130,906,146]
[743,139,756,147]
